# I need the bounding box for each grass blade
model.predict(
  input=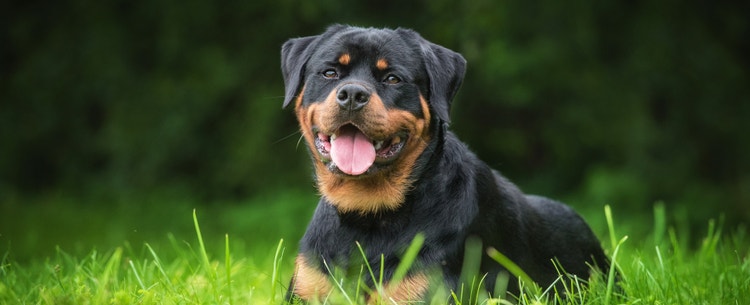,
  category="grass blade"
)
[322,258,355,304]
[192,209,219,302]
[486,247,540,295]
[604,205,617,252]
[193,209,212,278]
[225,234,233,305]
[653,202,666,246]
[270,238,285,302]
[356,241,378,291]
[128,259,146,291]
[605,235,627,304]
[390,233,424,286]
[459,236,484,304]
[145,243,173,288]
